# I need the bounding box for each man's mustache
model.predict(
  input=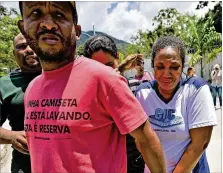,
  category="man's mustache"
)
[37,30,64,42]
[24,51,34,58]
[23,51,38,61]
